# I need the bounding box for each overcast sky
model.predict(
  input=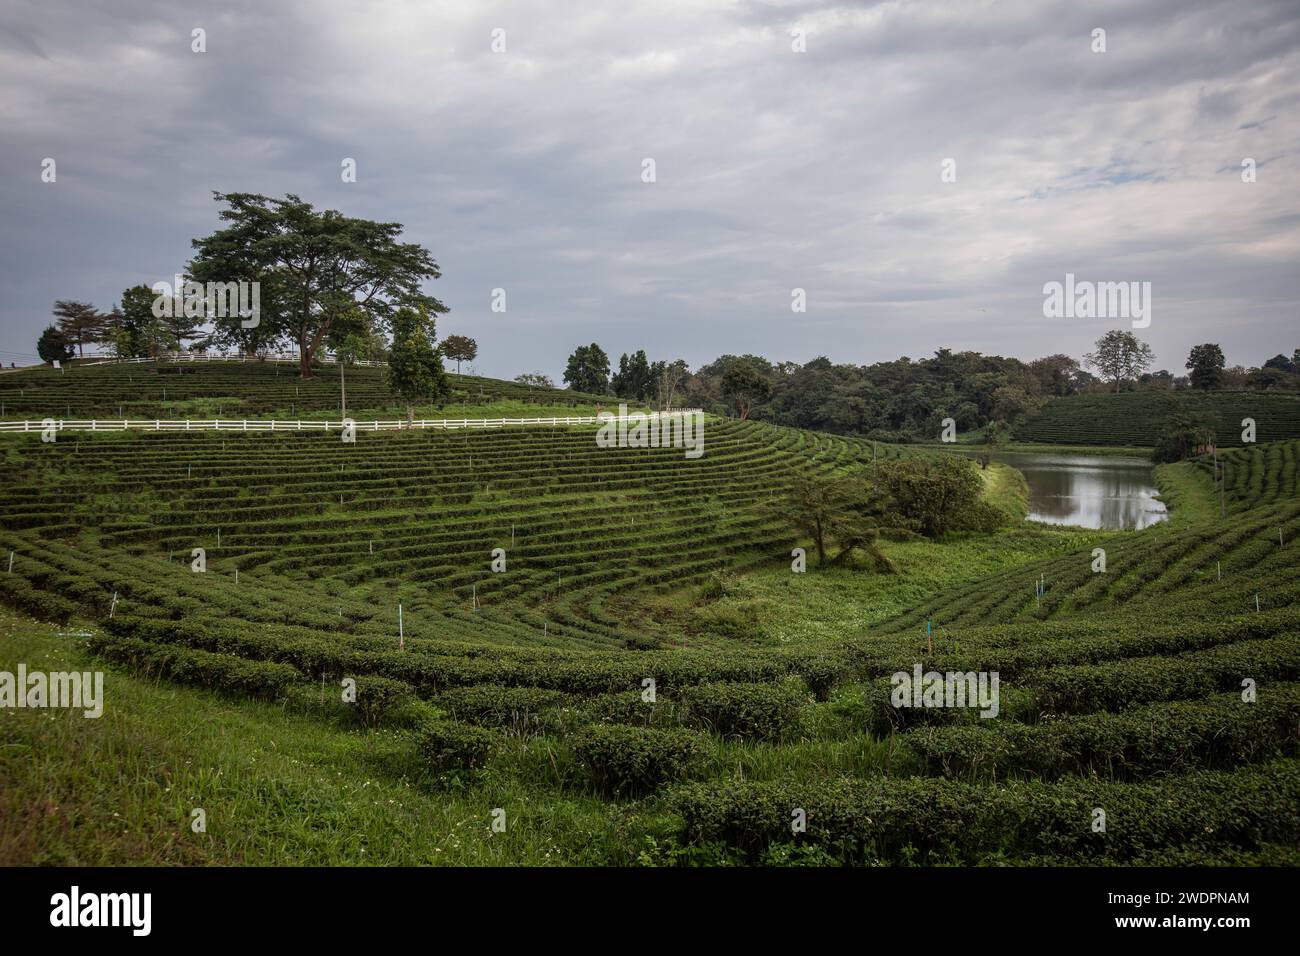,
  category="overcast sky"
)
[2,0,1297,380]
